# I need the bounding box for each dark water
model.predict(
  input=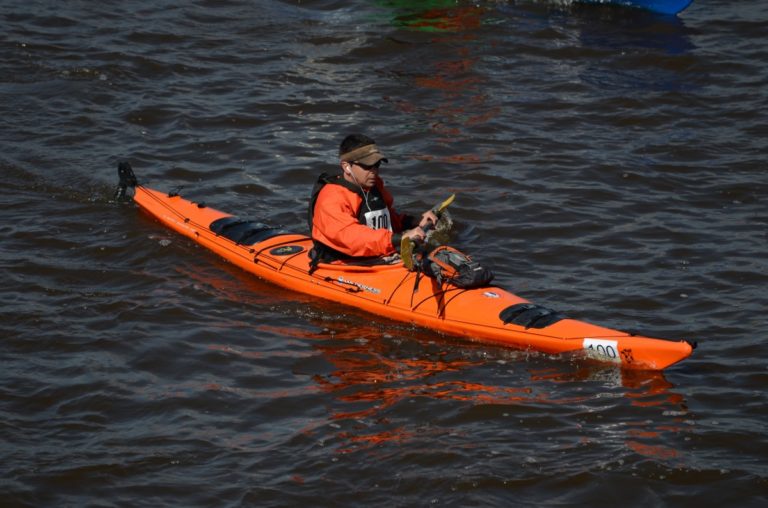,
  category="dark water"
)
[2,0,766,506]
